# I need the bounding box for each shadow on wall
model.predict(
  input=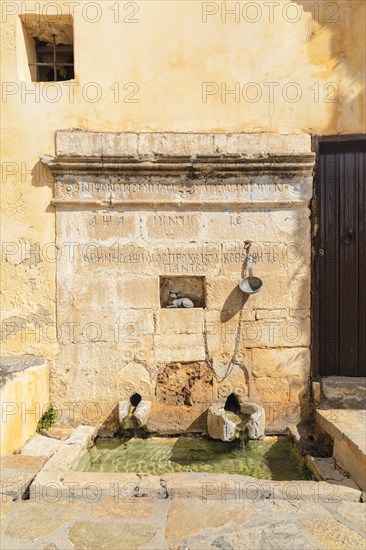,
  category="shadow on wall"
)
[98,404,119,436]
[220,248,250,323]
[294,0,365,134]
[218,253,250,384]
[220,286,247,323]
[31,159,55,214]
